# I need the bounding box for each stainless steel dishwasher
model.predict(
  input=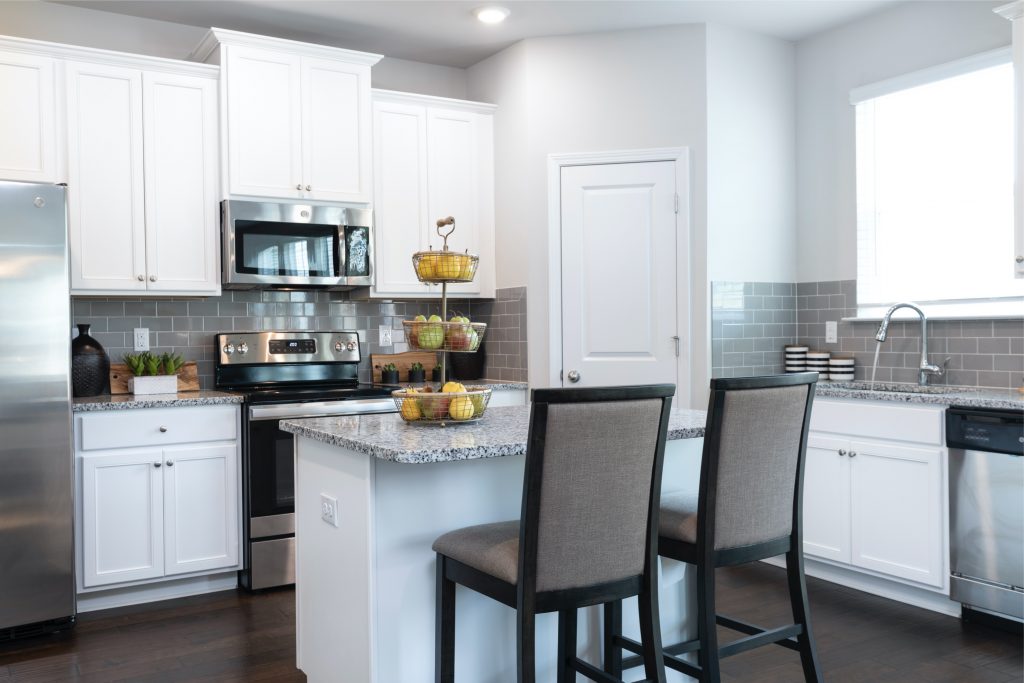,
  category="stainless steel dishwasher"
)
[947,406,1023,626]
